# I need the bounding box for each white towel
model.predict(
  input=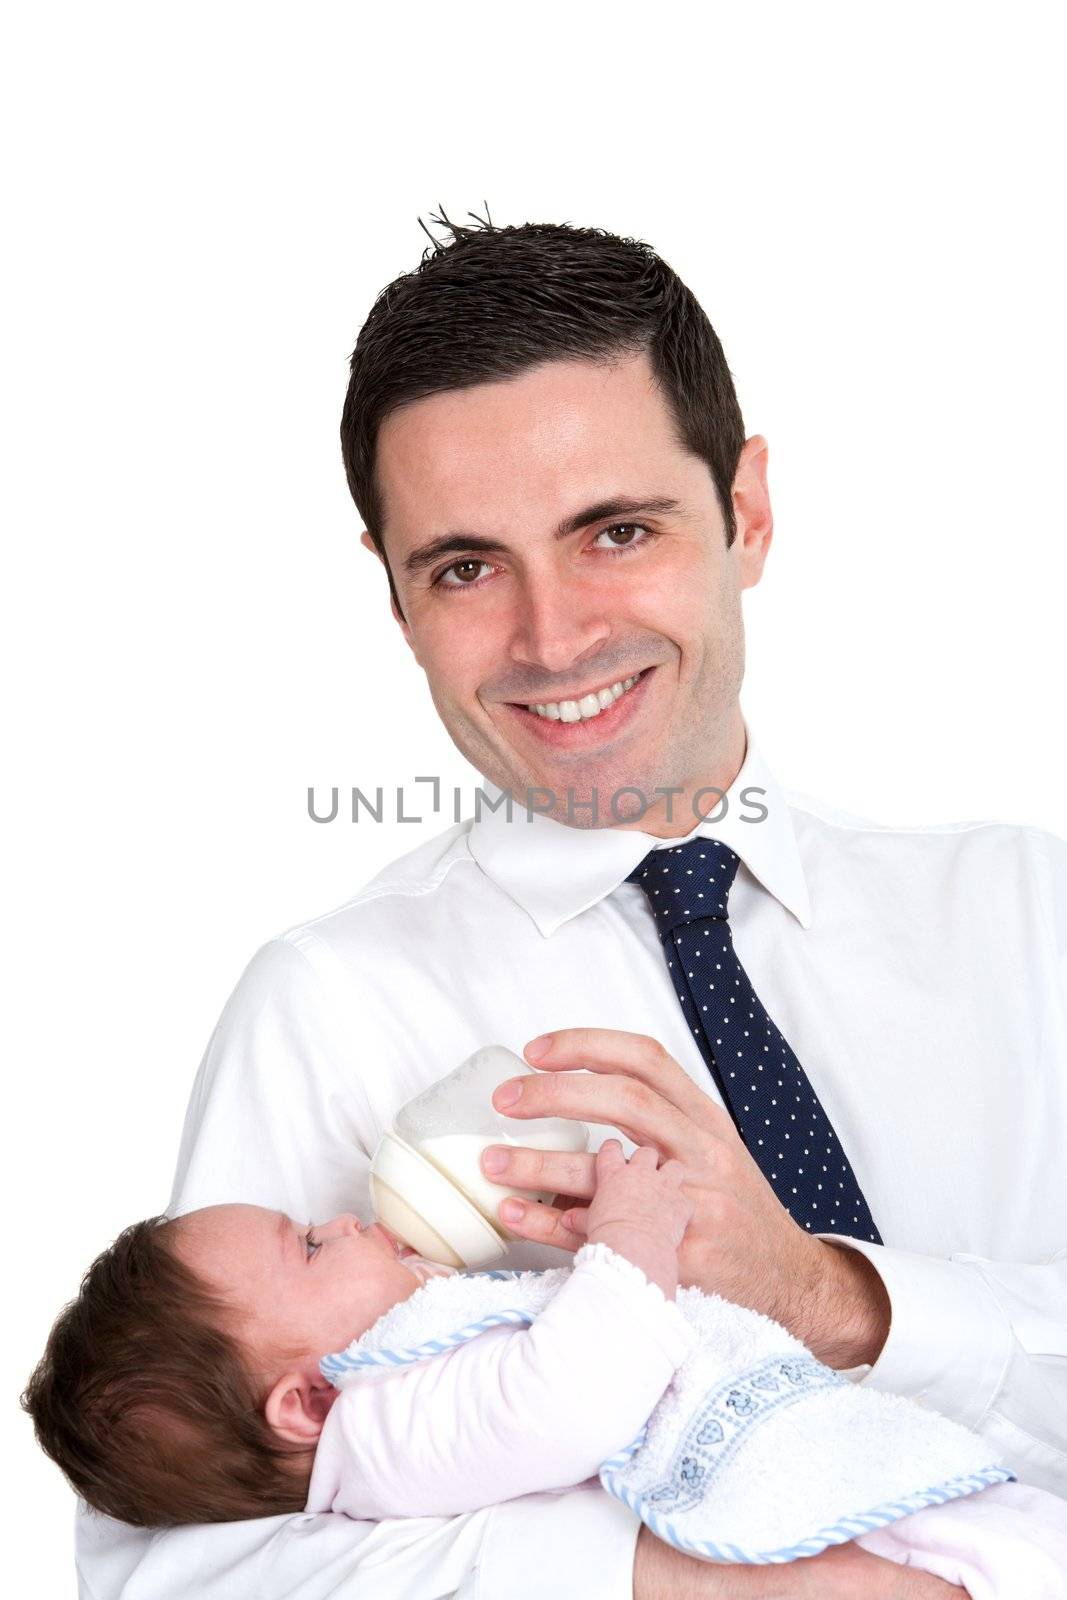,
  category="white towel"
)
[321,1257,1014,1564]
